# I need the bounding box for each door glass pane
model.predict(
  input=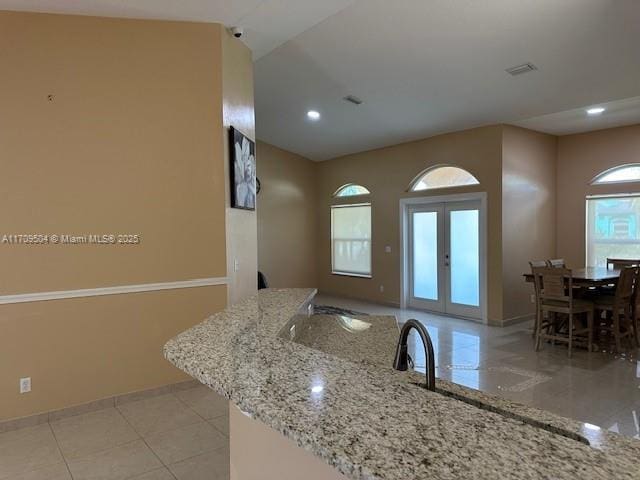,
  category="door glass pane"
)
[413,211,438,300]
[450,210,479,306]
